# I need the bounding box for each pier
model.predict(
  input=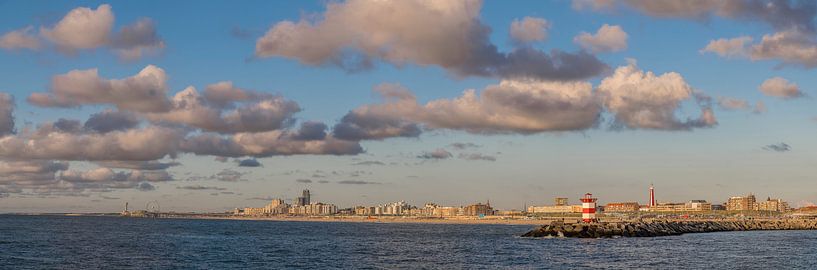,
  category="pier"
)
[522,219,817,238]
